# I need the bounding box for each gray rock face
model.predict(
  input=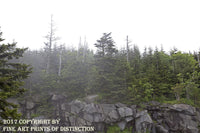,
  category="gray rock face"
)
[93,113,103,122]
[18,95,200,133]
[108,109,119,122]
[170,104,196,115]
[115,102,127,108]
[186,126,199,133]
[70,100,86,114]
[135,110,153,133]
[117,121,126,130]
[197,108,200,123]
[62,100,137,132]
[155,125,168,133]
[83,113,94,123]
[149,103,199,133]
[101,104,116,114]
[118,107,133,117]
[83,103,98,114]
